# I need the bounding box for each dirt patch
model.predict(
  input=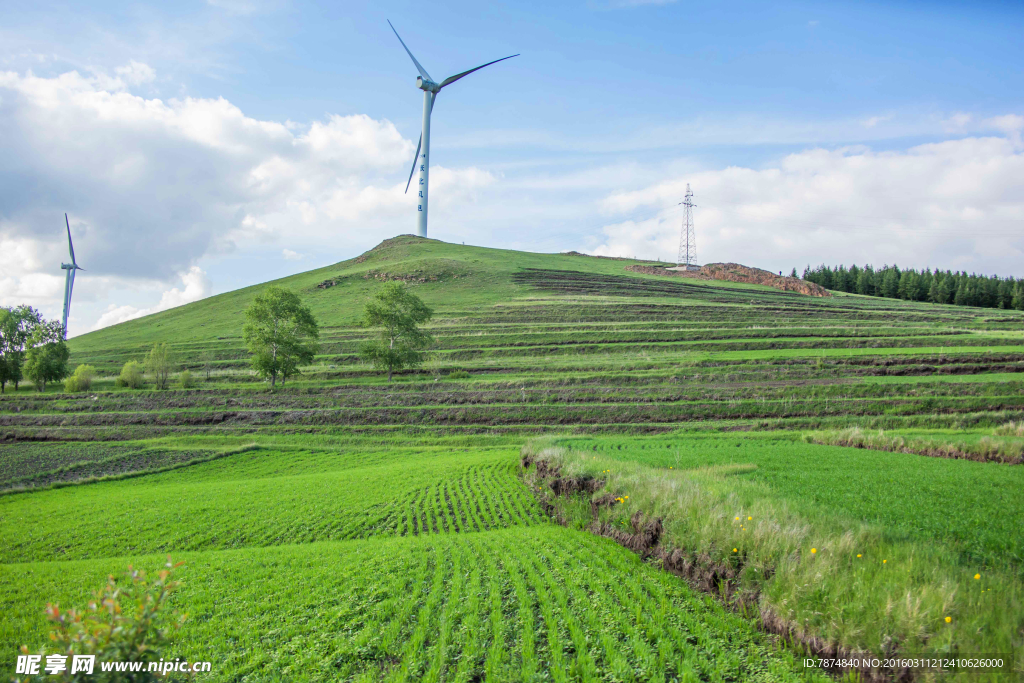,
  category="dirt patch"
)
[626,263,831,297]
